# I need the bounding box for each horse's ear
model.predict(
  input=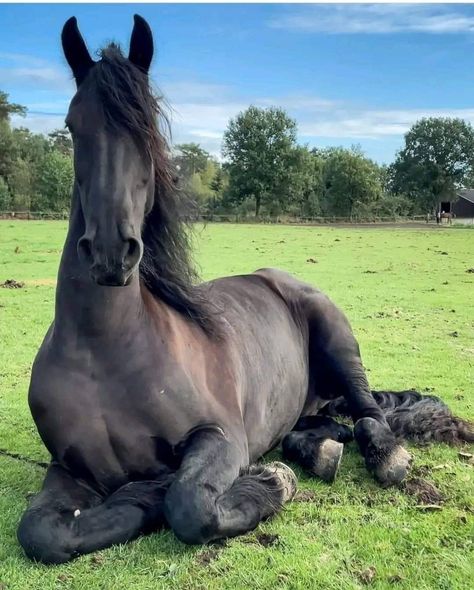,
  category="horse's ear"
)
[61,17,94,86]
[128,14,154,74]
